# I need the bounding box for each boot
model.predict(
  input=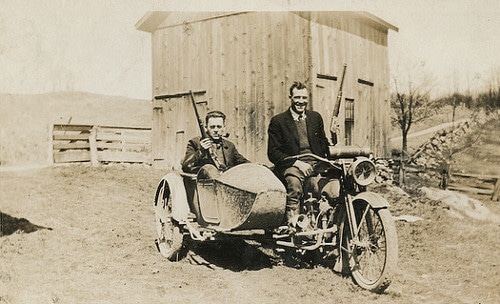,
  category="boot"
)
[285,207,299,226]
[275,207,298,234]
